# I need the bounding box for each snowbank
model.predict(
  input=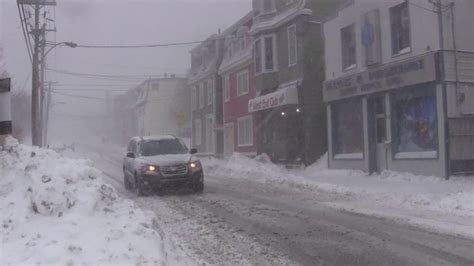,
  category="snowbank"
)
[204,153,474,238]
[0,138,167,265]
